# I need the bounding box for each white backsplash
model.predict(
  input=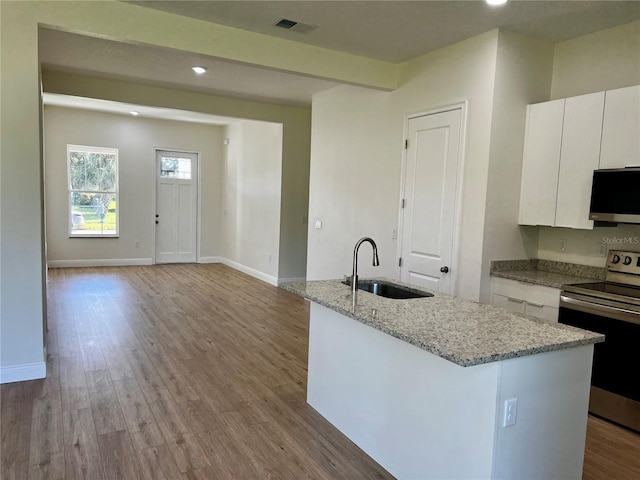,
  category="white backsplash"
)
[538,224,640,267]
